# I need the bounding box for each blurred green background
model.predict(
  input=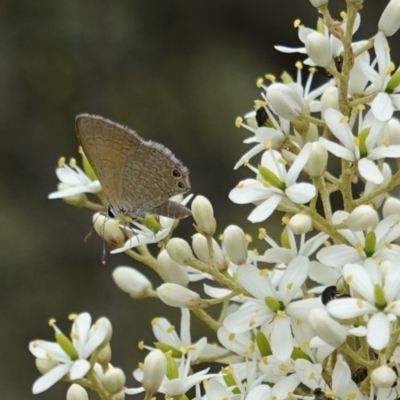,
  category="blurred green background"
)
[0,1,391,399]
